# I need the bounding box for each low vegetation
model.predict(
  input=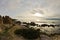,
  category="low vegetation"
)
[14,28,40,39]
